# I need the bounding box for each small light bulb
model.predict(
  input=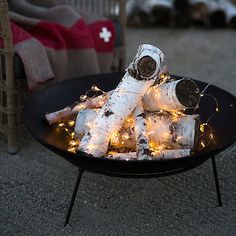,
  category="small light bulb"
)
[91,85,100,91]
[80,95,87,101]
[122,133,130,140]
[200,141,206,148]
[68,147,76,153]
[69,140,77,147]
[68,120,75,127]
[71,132,75,138]
[200,124,205,133]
